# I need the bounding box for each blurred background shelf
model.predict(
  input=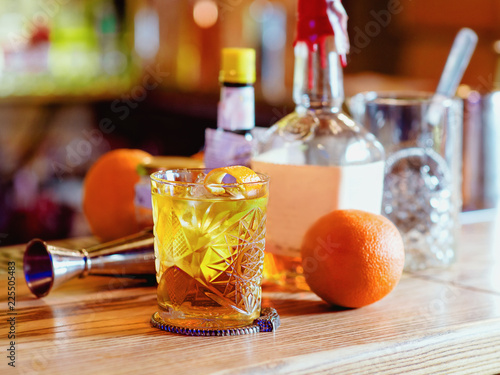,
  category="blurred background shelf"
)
[0,0,499,245]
